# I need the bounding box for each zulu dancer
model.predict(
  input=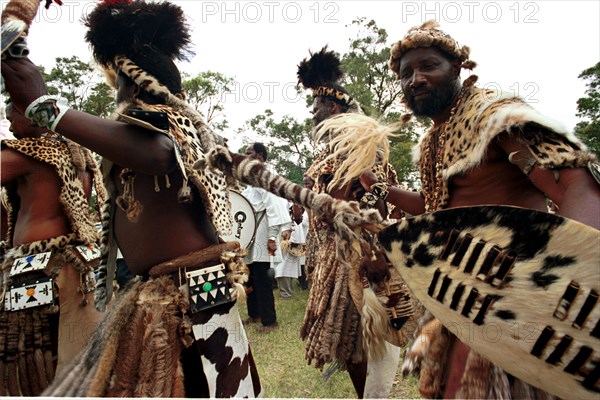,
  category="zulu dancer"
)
[297,47,416,398]
[2,0,260,397]
[0,2,103,394]
[0,103,106,395]
[346,21,600,398]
